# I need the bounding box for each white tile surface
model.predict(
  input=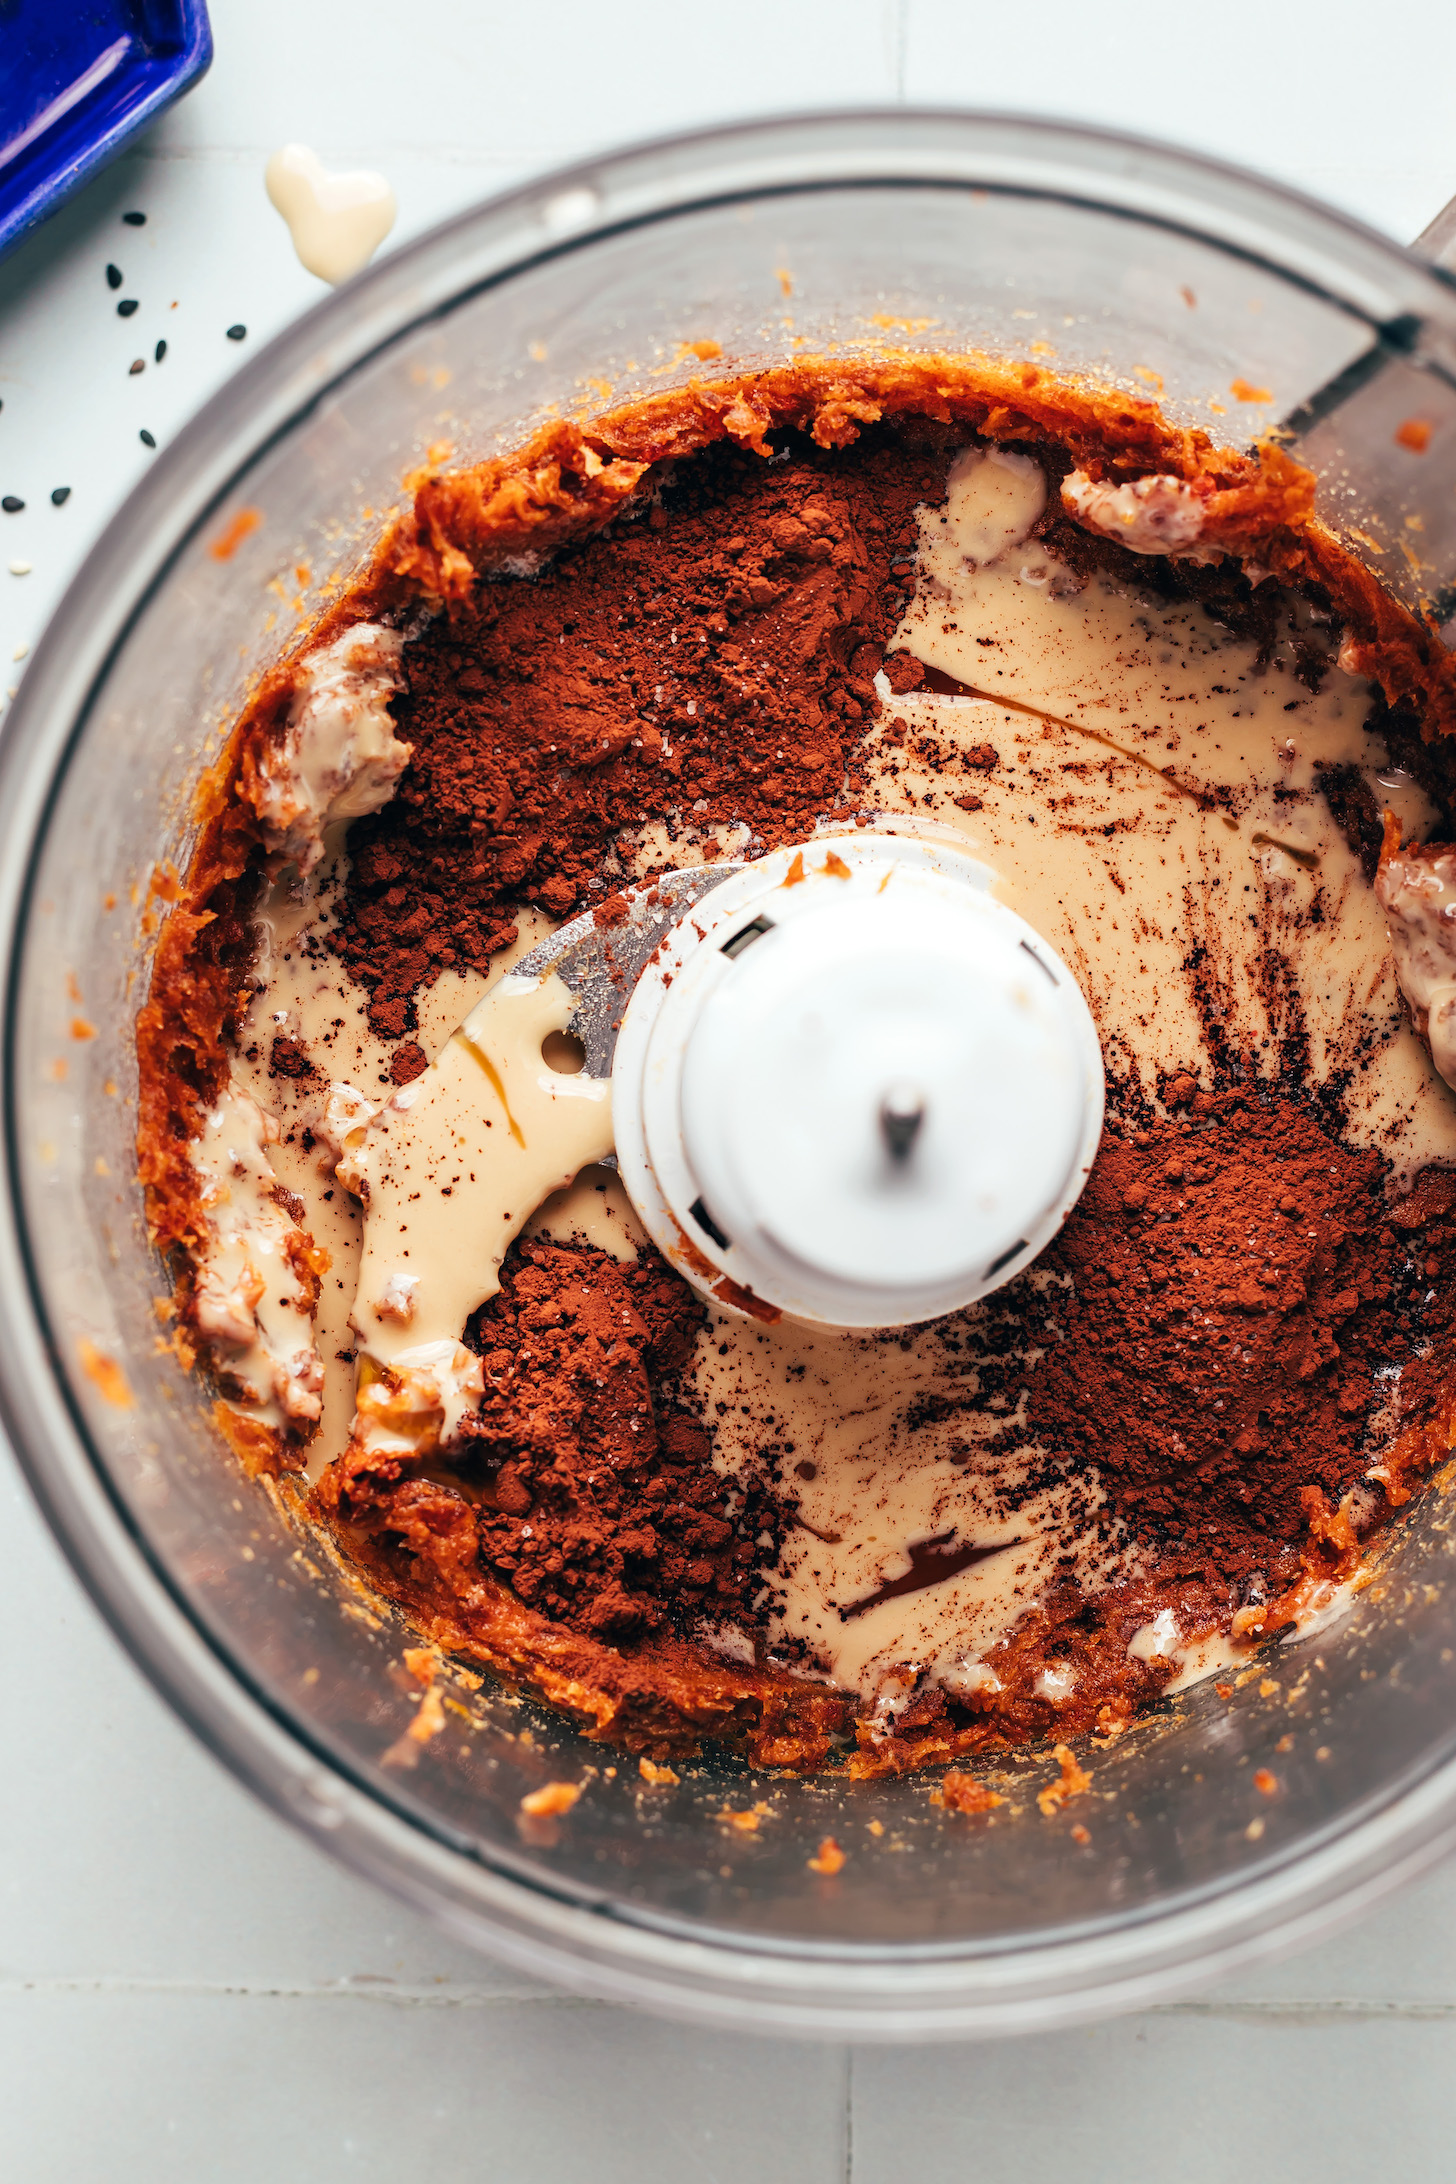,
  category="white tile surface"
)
[849,2017,1456,2183]
[0,1990,849,2184]
[6,0,1456,2174]
[0,1464,526,1996]
[902,0,1456,242]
